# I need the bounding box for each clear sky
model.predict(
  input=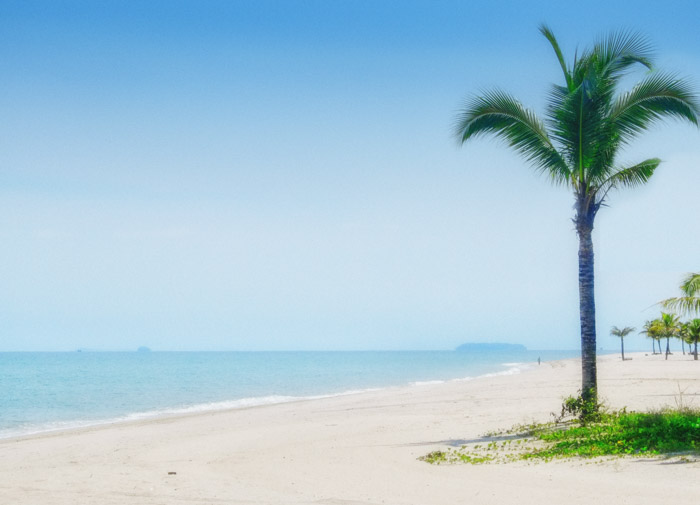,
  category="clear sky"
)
[2,0,699,351]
